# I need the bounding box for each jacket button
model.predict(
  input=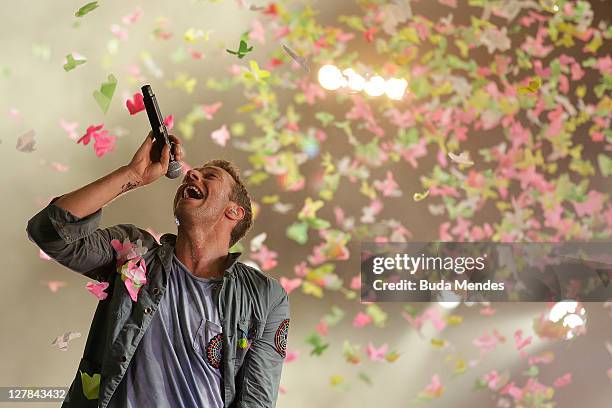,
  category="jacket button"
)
[144,307,152,314]
[152,287,161,296]
[120,356,127,363]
